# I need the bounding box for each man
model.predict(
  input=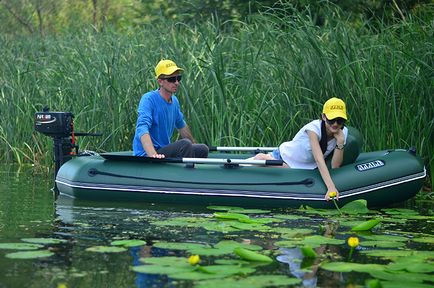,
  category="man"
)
[133,59,209,158]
